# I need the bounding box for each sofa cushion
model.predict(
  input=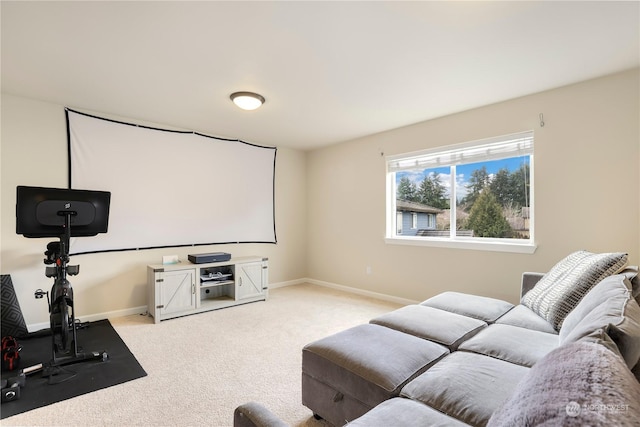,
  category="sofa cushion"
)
[347,397,469,427]
[302,324,448,411]
[559,274,640,369]
[458,324,559,367]
[488,340,640,427]
[370,305,487,350]
[401,351,529,427]
[521,250,628,330]
[620,265,639,297]
[421,291,514,323]
[494,304,557,333]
